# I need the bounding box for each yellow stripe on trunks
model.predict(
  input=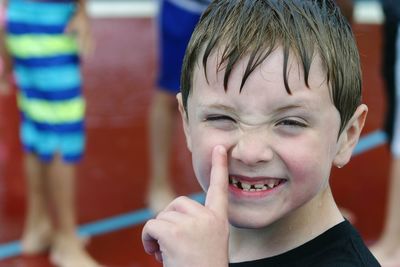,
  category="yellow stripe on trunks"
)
[18,94,85,124]
[6,34,78,58]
